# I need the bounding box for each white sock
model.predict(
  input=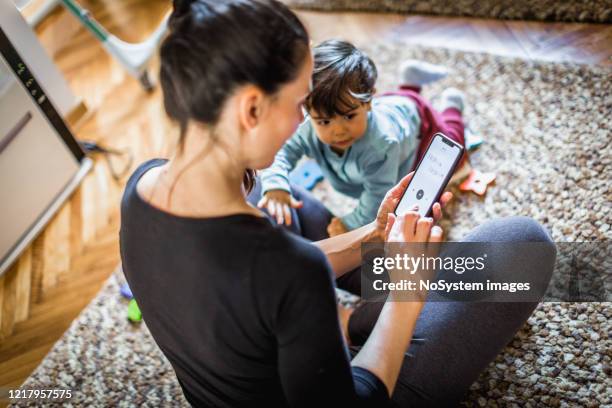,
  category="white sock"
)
[399,59,449,87]
[438,87,466,114]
